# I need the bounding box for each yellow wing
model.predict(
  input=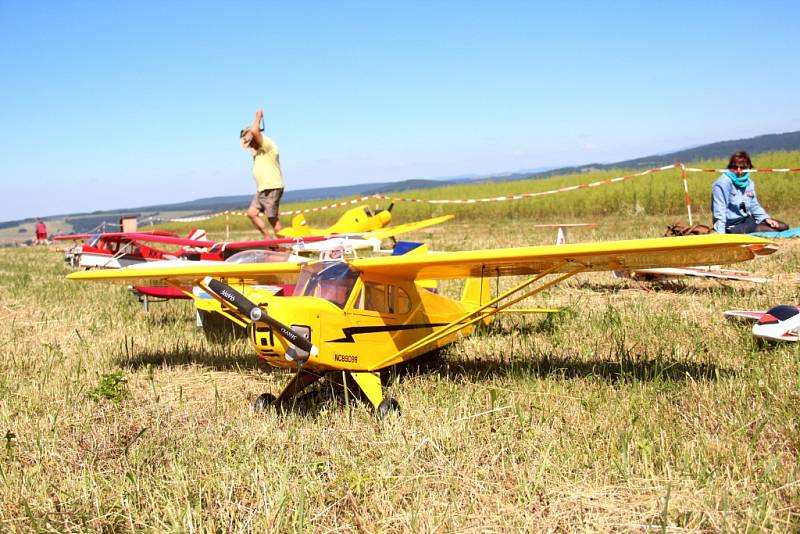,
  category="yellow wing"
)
[348,234,776,281]
[278,210,453,240]
[66,260,302,286]
[67,235,775,286]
